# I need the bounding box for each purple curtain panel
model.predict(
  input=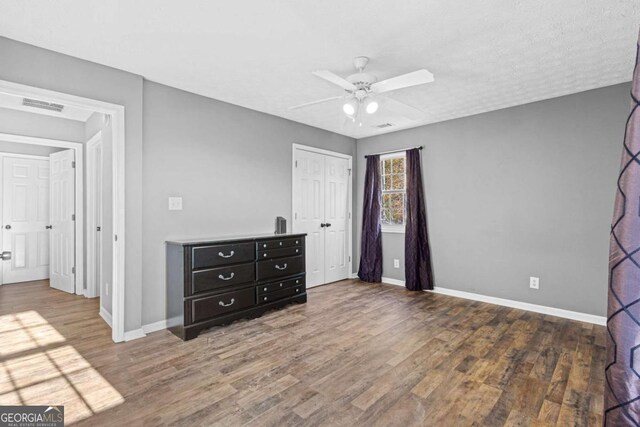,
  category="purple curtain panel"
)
[404,148,434,291]
[358,155,383,282]
[605,35,640,426]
